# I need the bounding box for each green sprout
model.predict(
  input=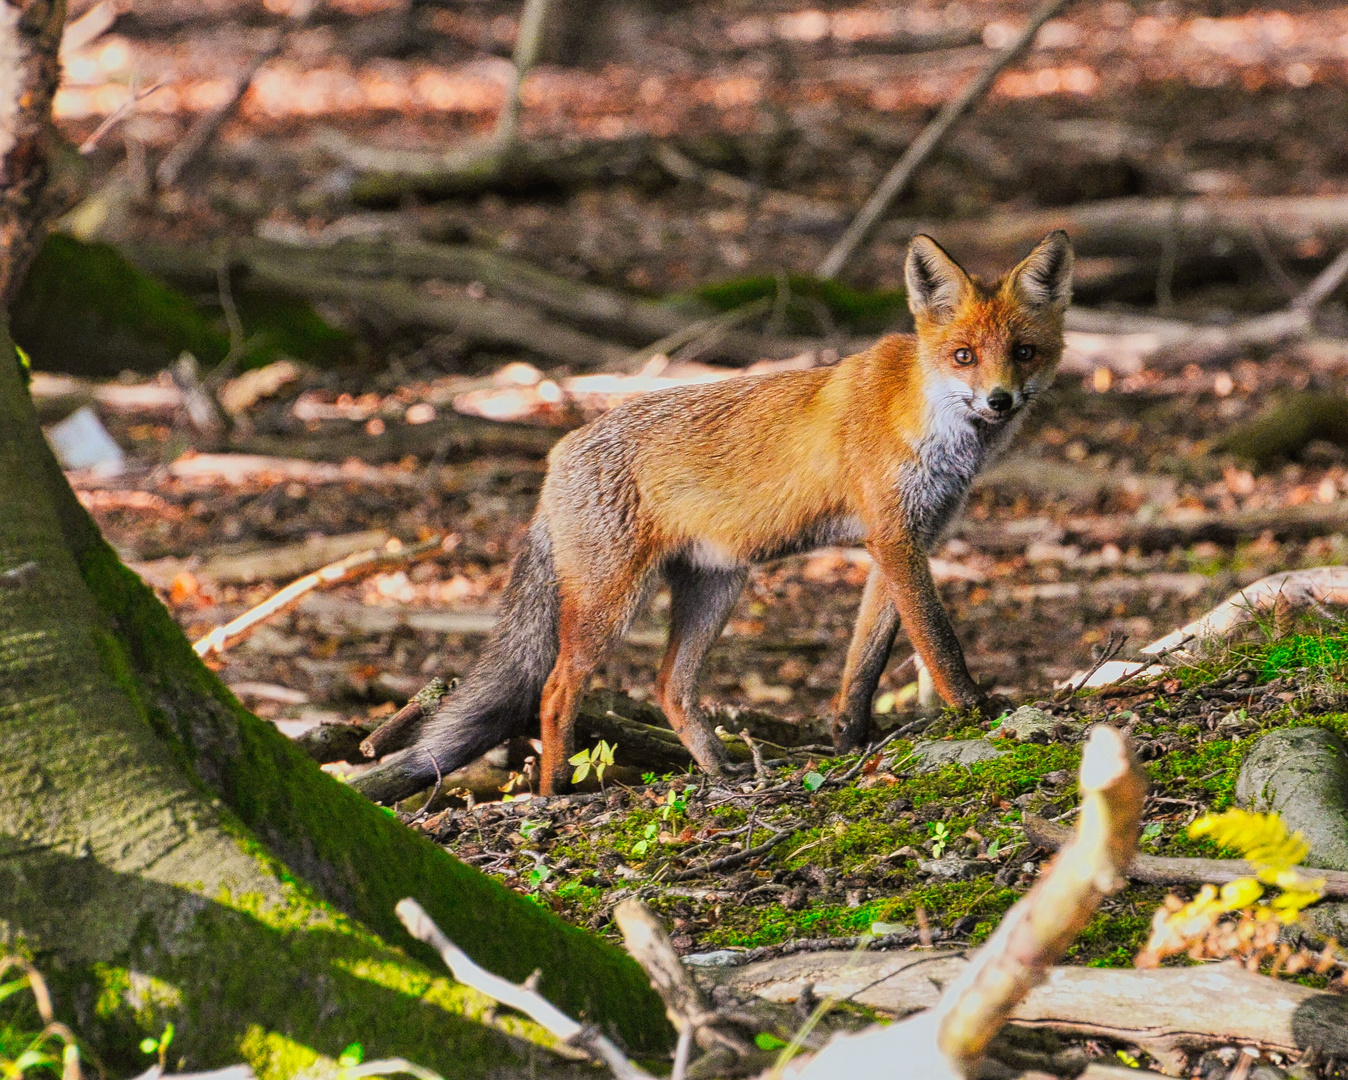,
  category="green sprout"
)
[569,740,616,787]
[140,1021,175,1071]
[930,822,950,859]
